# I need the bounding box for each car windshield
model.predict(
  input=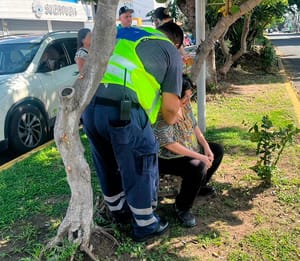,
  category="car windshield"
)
[0,43,40,75]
